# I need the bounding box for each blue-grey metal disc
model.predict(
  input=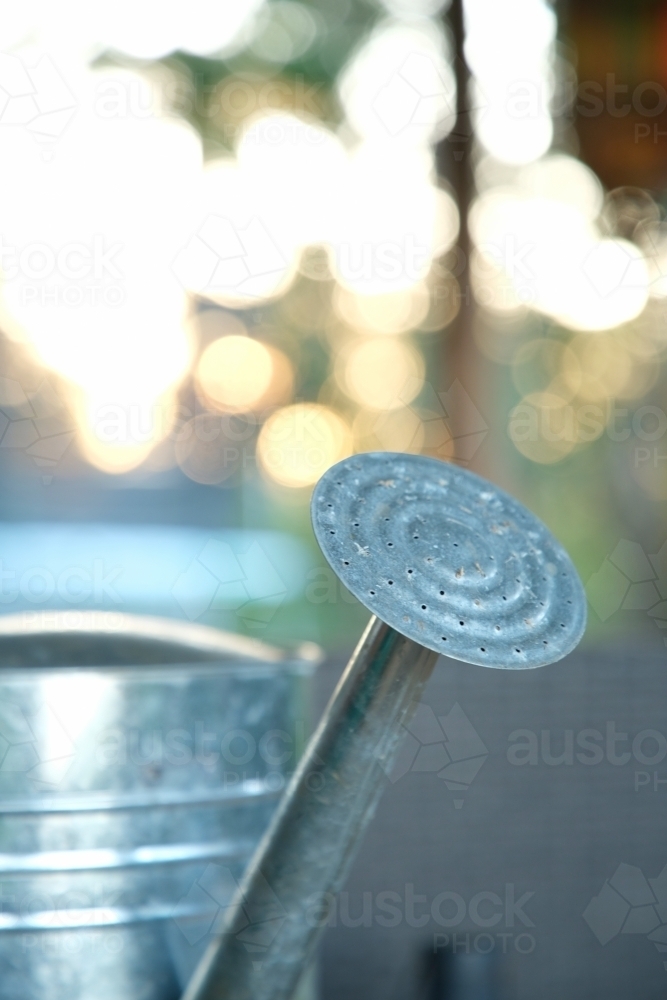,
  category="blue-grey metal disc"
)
[311,453,586,669]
